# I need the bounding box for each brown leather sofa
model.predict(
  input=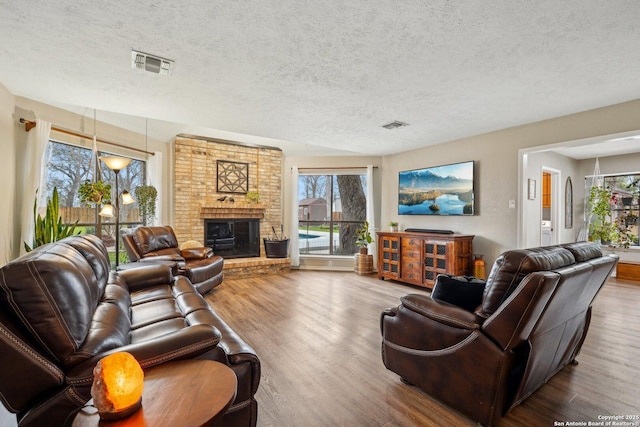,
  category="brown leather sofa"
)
[381,242,618,426]
[0,234,259,427]
[121,225,224,295]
